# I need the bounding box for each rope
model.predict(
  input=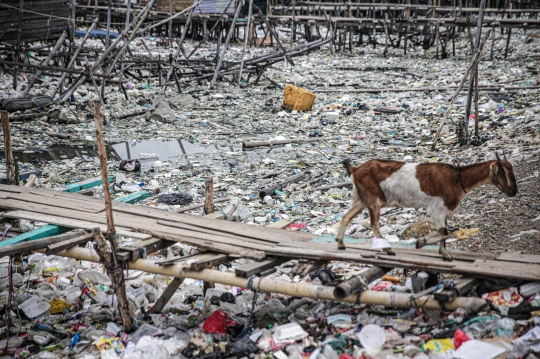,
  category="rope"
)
[241,275,261,337]
[350,274,368,305]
